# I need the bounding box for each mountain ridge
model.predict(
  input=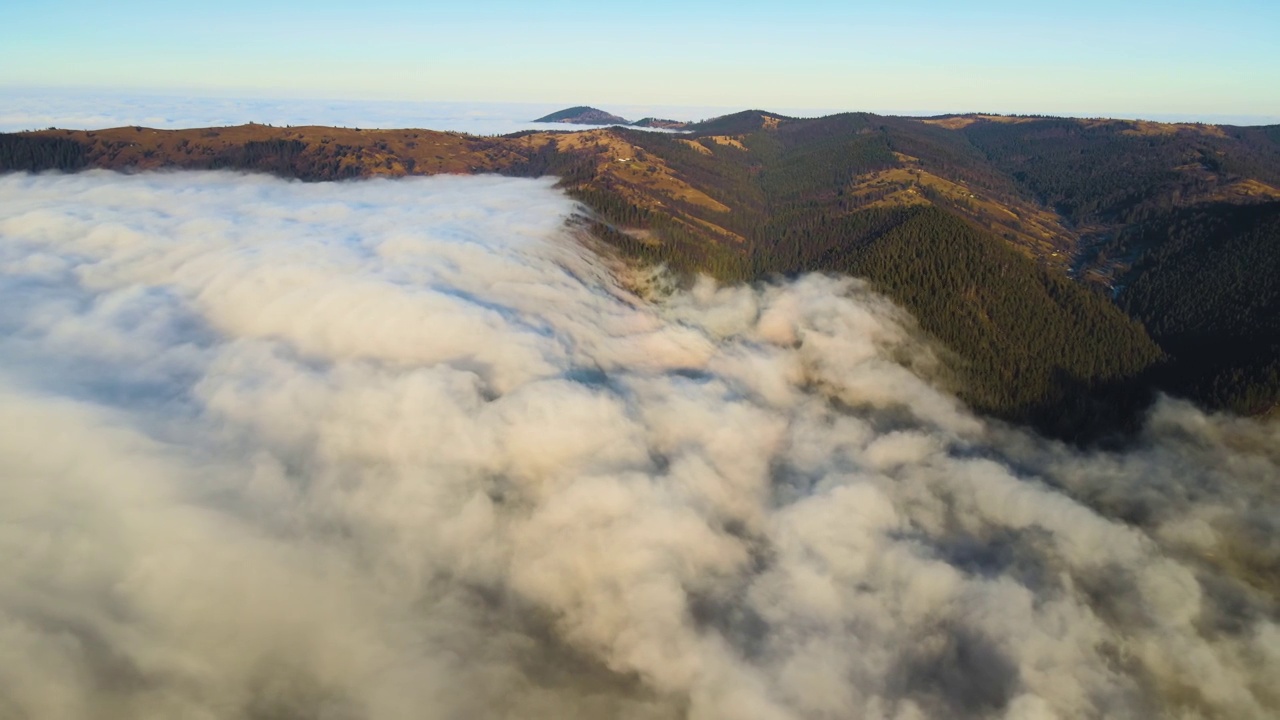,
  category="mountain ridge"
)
[6,108,1279,437]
